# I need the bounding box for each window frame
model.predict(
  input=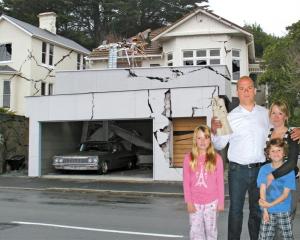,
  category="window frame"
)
[41,82,46,96]
[48,83,53,95]
[2,80,11,108]
[42,42,55,67]
[0,43,12,62]
[182,48,221,66]
[232,49,241,81]
[167,52,173,66]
